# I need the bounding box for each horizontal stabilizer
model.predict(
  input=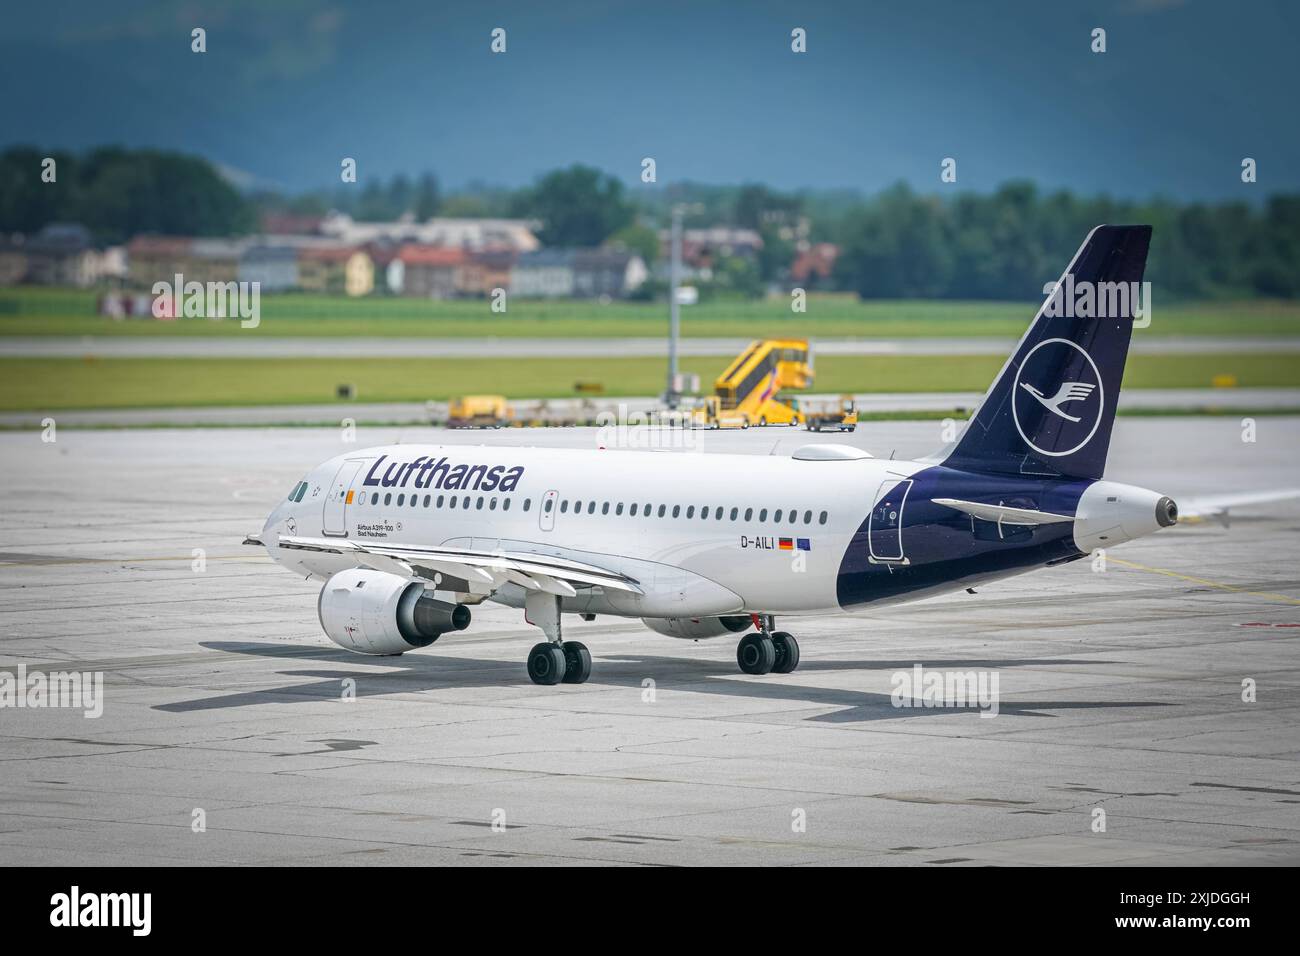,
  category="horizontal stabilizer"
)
[933,498,1077,526]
